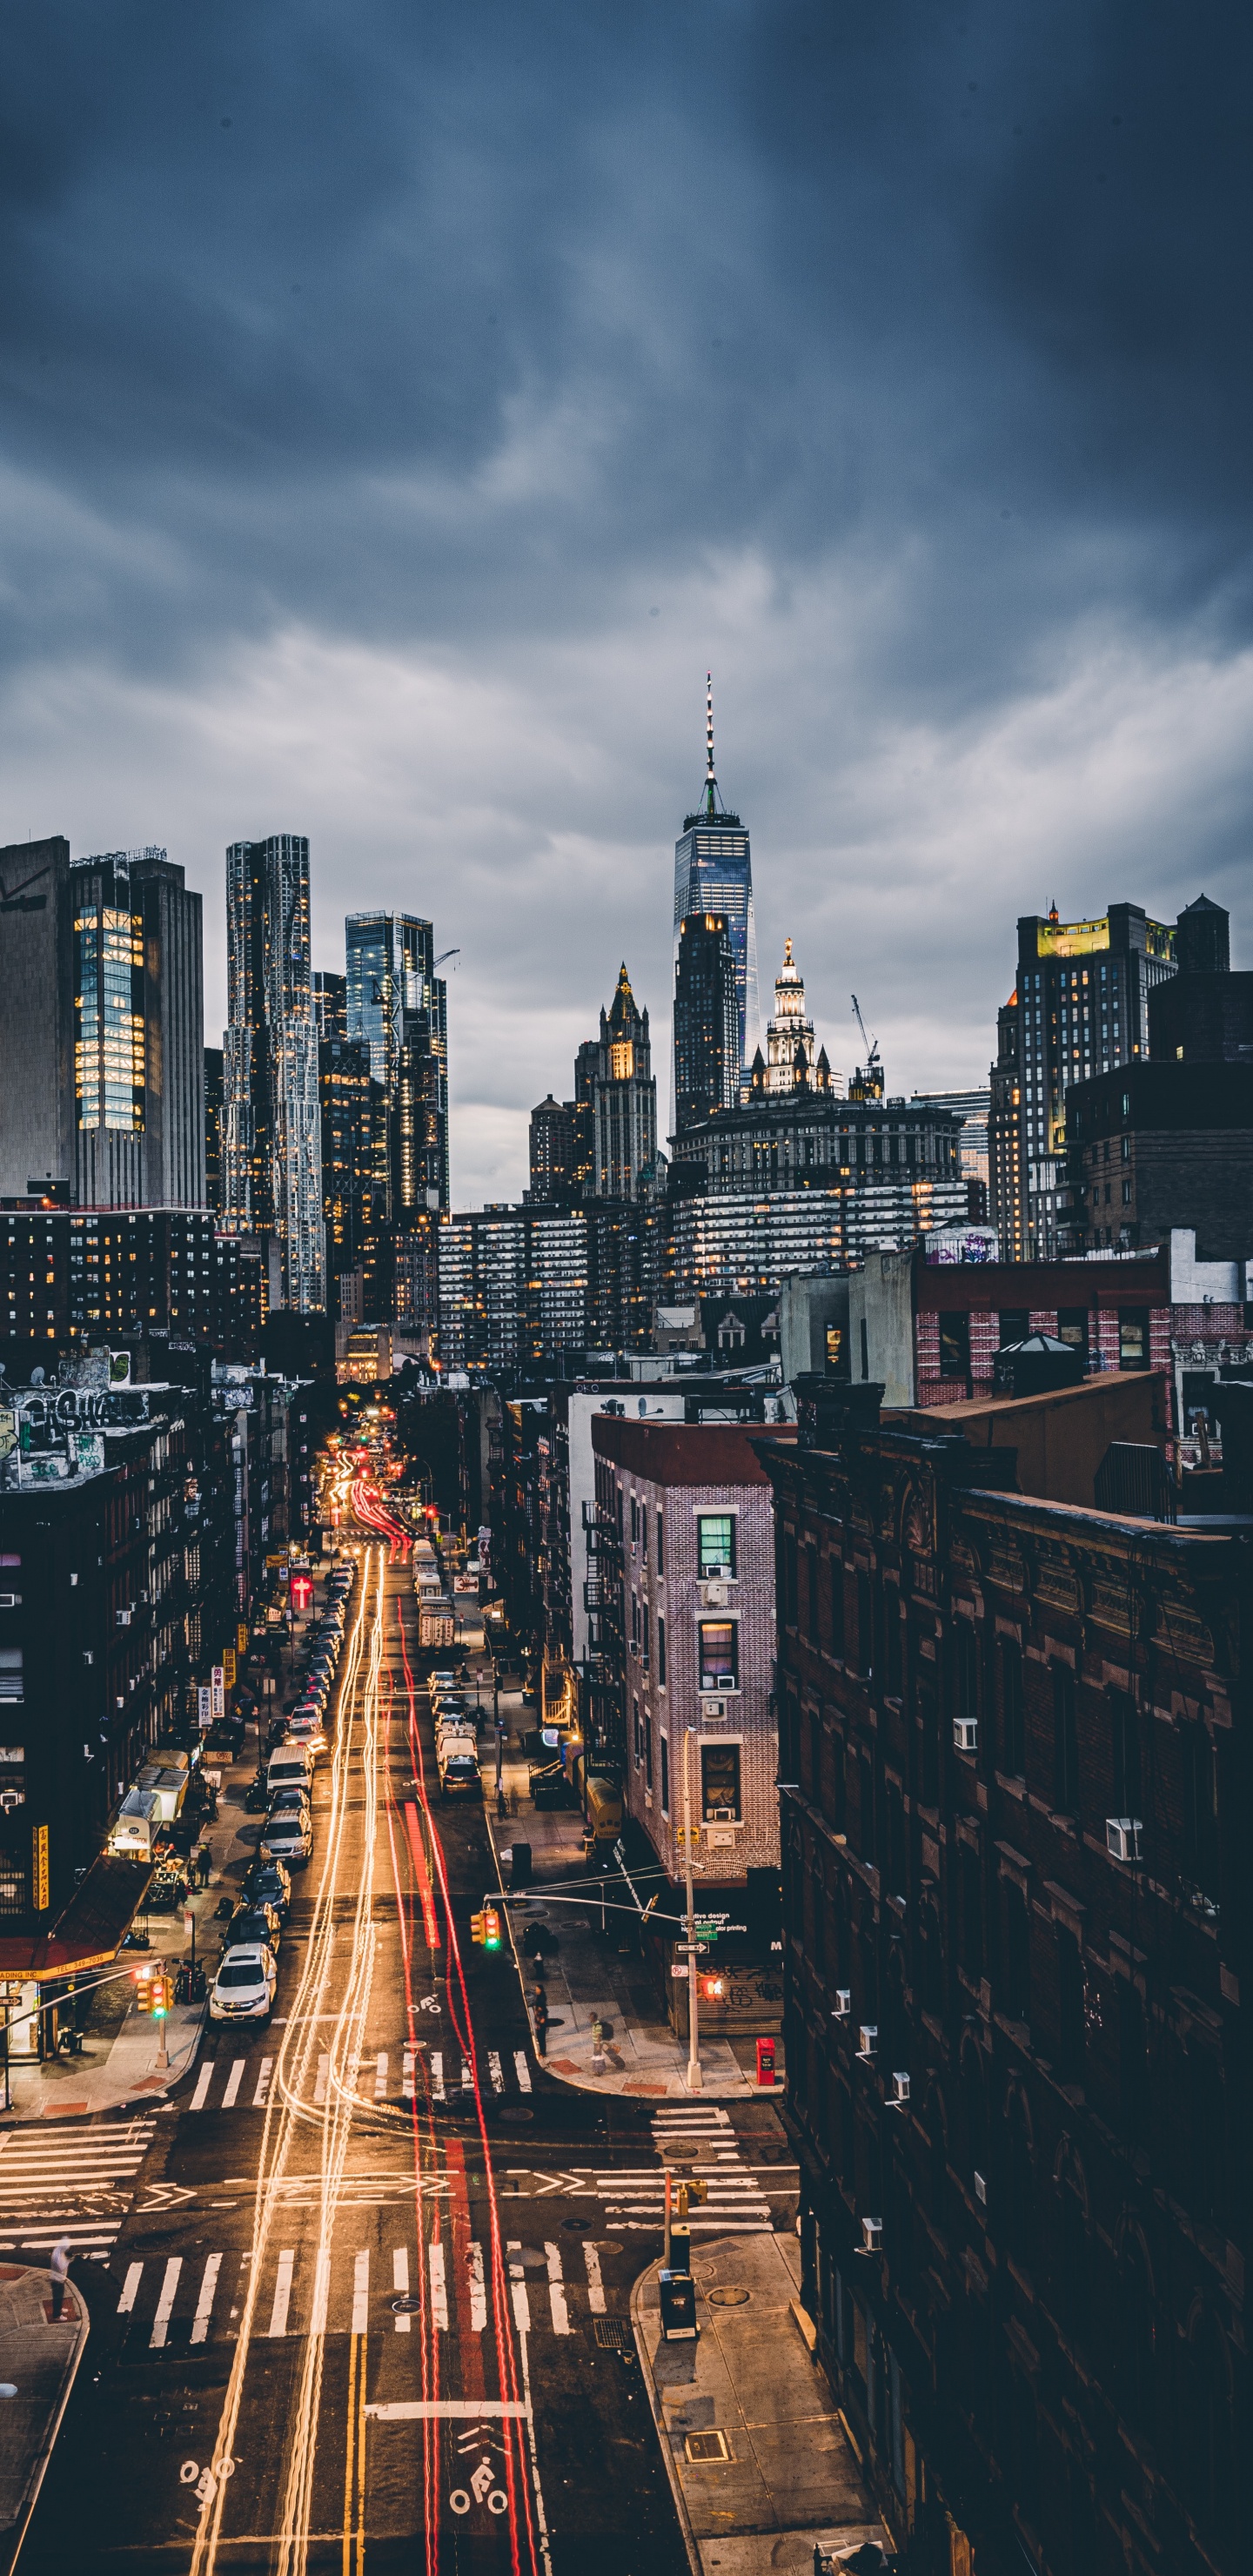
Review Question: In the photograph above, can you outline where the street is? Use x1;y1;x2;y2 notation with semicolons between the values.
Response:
17;1533;794;2574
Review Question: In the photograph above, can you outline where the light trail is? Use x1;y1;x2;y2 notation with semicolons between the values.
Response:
388;1582;548;2576
186;1550;379;2576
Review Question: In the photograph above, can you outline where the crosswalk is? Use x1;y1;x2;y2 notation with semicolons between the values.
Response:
595;2103;772;2233
0;2117;157;2258
188;2044;534;2116
112;2234;610;2347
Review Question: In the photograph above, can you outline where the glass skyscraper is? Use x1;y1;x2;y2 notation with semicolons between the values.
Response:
345;912;449;1218
672;681;759;1123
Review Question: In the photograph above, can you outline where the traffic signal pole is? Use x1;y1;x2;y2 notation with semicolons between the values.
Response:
682;1725;701;2093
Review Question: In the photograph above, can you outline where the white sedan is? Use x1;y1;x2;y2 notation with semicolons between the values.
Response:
210;1944;278;2023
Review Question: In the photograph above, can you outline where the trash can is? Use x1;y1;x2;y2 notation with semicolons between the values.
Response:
509;1842;532;1889
659;2269;698;2341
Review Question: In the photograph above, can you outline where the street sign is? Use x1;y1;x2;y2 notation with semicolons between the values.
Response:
671;1963;689;1981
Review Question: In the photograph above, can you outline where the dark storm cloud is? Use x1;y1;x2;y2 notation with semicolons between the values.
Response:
1;0;1250;1198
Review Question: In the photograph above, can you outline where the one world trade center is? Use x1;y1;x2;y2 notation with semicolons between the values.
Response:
672;679;760;1121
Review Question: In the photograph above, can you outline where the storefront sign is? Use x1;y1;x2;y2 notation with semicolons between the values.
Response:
198;1687;212;1728
31;1823;49;1913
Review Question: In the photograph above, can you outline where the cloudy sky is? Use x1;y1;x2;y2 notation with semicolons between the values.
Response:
3;0;1250;1204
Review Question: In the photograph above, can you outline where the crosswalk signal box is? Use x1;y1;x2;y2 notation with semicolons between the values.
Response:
659;2268;698;2341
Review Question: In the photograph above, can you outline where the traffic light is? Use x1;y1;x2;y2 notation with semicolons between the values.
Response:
482;1905;502;1952
470;1912;486;1945
134;1966;155;2014
151;1974;171;2018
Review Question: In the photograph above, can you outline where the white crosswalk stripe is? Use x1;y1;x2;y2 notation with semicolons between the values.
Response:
182;2045;539;2115
0;2116;157;2257
594;2104;772;2233
111;2237;625;2343
221;2060;245;2109
488;2051;505;2093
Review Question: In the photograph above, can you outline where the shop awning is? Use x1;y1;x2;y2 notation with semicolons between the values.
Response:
0;1854;154;1982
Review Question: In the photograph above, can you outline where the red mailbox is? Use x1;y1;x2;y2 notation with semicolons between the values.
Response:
756;2036;777;2088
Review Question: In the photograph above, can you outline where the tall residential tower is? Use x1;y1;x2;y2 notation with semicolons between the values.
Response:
223;833;325;1311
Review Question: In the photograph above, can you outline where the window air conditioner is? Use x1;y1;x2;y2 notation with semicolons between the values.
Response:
857;2023;878;2060
702;1696;725;1719
702;1582;727;1609
116;1607;131;1628
974;2170;988;2206
953;1716;978;1753
861;2216;882;2256
712;1806;736;1822
832;1989;851;2020
1106;1817;1142;1863
891;2071;910;2105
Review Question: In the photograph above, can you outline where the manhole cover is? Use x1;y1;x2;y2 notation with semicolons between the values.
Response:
593;2318;628;2350
390;2295;423;2314
499;2106;533;2123
707;2287;750;2307
560;2216;592;2231
512;2248;546;2271
598;2240;623;2255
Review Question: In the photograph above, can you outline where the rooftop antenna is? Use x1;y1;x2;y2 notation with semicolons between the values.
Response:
705;673;717;817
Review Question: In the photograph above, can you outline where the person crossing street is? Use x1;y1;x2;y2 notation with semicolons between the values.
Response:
50;2236;70;2323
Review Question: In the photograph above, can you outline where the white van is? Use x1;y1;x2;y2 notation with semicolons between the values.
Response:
267;1748;313;1799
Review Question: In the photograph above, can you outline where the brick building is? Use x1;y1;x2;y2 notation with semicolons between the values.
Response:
591;1416;791;2017
848;1244;1175;1411
759;1385;1250;2576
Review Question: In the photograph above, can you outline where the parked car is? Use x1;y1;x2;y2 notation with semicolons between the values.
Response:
210;1944;278;2023
261;1808;312;1868
287;1716;326;1761
267;1749;312;1798
439;1744;480;1799
224;1901;283;1954
244;1857;292;1915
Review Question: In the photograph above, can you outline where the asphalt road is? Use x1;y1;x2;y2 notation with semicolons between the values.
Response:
19;1530;797;2575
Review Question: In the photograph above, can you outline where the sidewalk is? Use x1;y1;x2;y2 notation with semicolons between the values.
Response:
482;1707;774;2100
0;2261;90;2575
632;2232;888;2576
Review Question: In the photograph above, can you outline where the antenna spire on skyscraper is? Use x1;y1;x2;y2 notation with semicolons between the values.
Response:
705;673;716;815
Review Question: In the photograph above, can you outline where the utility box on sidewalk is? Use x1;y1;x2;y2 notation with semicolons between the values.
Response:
659;2269;698;2341
756;2036;777;2086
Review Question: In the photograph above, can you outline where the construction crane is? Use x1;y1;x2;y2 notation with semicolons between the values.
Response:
850;992;881;1080
433;948;459;972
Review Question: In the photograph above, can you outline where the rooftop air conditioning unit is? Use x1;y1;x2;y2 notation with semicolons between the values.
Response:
861;2217;883;2256
891;2071;910;2106
832;1989;851;2020
954;1716;978;1754
1106;1817;1142;1863
857;2023;878;2061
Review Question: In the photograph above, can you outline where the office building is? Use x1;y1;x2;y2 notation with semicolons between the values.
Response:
988;901;1177;1261
575;964;657;1201
668;1087;968;1290
753;938;839;1097
312;970;346;1040
911;1087;990;1219
760;1386;1249;2576
318;1035;382;1309
673;911;742;1136
0;835;75;1203
672;682;759;1100
72;849;205;1211
1061;899;1253;1257
344;912;449;1250
223;834;325;1311
527;1096;577;1204
0;838;204;1213
204;1047;224;1214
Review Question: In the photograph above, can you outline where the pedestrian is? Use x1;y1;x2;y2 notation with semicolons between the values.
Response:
196;1844;212;1892
50;2236;70;2323
531;1984;548;2058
